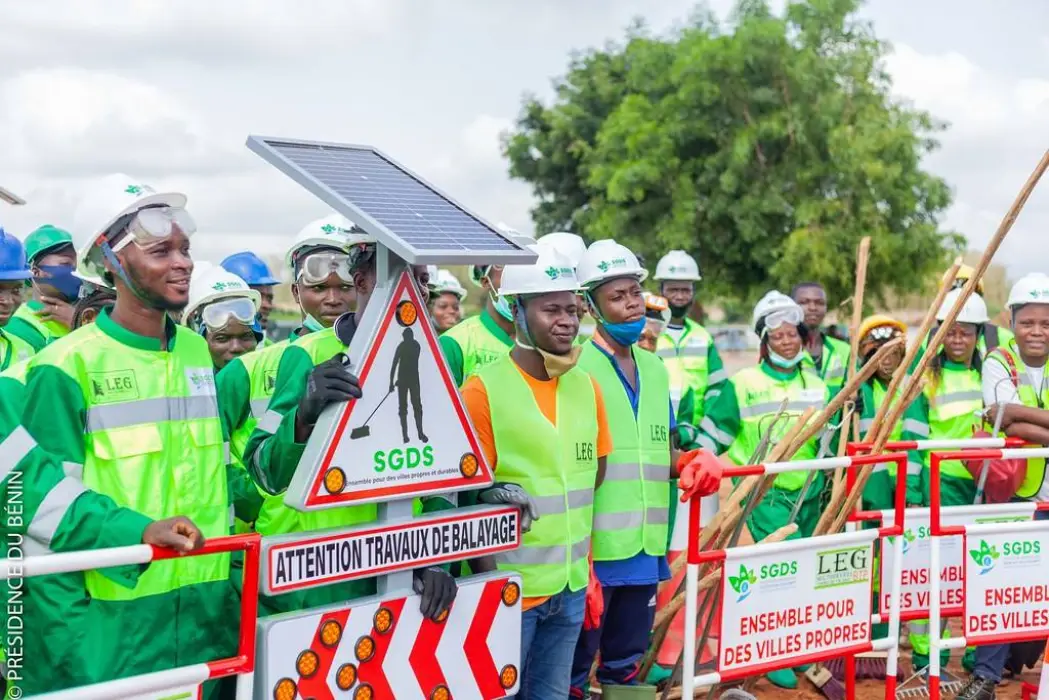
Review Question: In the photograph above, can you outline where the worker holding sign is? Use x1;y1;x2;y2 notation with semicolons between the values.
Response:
241;239;464;619
460;244;608;700
14;175;261;698
568;240;721;698
217;216;366;538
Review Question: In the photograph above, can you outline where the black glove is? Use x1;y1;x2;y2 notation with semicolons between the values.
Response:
413;566;457;621
298;354;362;426
477;482;540;533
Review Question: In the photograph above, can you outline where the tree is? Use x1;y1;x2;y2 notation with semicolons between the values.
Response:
503;0;964;306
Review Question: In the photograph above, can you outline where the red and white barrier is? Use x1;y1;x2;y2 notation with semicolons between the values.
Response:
681;452;910;700
256;572;522;699
0;534;260;700
927;448;1049;700
845;439;1033;627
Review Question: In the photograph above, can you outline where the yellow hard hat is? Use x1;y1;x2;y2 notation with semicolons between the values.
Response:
858;315;906;357
944;264;985;296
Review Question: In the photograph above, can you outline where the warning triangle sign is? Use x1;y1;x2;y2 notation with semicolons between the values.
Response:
289;268;493;509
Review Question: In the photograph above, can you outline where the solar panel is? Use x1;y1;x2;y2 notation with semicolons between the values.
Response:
246;136;537;265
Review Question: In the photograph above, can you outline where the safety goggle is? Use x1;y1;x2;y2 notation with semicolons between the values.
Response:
119;206;197;249
201;297;257;330
297;251;353;286
763;306;804;333
867;325;901;342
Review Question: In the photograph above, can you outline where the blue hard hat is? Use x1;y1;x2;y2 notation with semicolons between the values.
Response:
220;251;279;286
0;229;32;281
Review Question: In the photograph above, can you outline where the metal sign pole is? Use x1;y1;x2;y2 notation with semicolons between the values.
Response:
375;242;416;595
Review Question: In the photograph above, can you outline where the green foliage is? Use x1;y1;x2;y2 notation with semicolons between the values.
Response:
503;0;963;307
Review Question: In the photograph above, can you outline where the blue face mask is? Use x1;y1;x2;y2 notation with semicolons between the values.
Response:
602;317;647;346
492;293;514;321
34;265;83;302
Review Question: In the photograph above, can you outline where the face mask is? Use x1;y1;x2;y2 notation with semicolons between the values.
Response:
302;313;326;332
669;302;691;318
768;349;803;369
601;317;646;346
513;302;582;378
34;265;83;302
516;340;583;378
491;292;514;321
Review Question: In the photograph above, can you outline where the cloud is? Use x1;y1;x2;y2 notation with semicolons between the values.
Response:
0;1;401;70
0;68;245;178
883;43;1049;274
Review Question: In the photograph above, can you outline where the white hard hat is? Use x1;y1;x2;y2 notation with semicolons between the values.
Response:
1007;273;1049;310
576;239;648;289
654;250;701;282
752;290;803;333
183;262;261;327
71;173;188;285
430;268;467;300
498;244;580;296
285;214;372;269
536;232;588;269
937;289;988;325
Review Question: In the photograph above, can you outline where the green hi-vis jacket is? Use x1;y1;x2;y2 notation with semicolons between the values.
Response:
701;361;830;491
0;327;35;372
986;341;1048;500
478;356;599;597
217;338;292;534
911;362;983;488
579;342;671;561
655;318;728;426
0;376;109;695
242;323;450;614
4;300;68;353
438;307;513;387
14;309;261;696
804;333;851;393
857;378;926;508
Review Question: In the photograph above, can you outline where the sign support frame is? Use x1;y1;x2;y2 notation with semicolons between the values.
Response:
374;244;419;594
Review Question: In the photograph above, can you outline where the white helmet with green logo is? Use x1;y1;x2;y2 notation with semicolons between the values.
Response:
285;214;372;269
536;231;587;269
576;239;647;289
71;173;188;287
498;244;579;296
654;250;701;282
1007;273;1049;310
183;262;261;326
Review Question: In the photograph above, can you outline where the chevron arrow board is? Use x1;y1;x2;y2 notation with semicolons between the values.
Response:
256;572;522;699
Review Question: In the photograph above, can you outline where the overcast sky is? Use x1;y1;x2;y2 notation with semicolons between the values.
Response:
2;0;1048;281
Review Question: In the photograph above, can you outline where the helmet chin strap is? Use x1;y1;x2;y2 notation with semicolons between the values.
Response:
100;240;162;309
